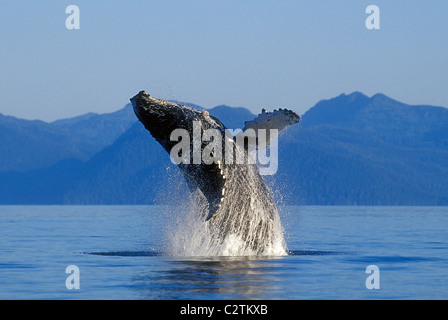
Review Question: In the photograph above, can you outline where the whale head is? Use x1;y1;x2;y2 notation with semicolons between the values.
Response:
130;90;225;154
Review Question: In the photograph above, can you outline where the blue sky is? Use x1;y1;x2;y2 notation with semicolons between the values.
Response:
1;0;447;121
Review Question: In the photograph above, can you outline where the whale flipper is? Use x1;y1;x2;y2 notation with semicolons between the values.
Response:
236;108;300;150
181;162;226;221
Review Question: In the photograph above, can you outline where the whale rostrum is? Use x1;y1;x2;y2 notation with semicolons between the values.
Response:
130;90;300;255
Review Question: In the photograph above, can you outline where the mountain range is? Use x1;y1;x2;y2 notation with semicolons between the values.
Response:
1;92;447;205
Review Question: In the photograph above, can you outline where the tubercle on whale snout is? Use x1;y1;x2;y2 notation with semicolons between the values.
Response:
131;91;205;123
131;91;170;113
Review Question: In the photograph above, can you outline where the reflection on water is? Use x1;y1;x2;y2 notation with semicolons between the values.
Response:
132;256;285;300
87;250;341;300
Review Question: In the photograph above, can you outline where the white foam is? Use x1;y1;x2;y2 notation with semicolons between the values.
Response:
163;195;287;257
158;164;288;257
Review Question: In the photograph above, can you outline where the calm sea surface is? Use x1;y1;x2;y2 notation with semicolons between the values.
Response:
0;205;447;299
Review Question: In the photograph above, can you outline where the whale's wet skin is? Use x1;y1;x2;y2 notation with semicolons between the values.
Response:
130;91;300;256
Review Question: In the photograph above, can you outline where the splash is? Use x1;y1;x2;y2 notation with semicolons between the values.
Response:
131;91;300;257
160;167;288;257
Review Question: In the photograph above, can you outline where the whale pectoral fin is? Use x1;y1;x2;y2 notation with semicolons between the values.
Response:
196;163;226;221
235;108;300;150
178;162;226;221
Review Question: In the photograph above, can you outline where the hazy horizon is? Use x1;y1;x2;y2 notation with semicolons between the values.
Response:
3;90;445;124
1;1;448;122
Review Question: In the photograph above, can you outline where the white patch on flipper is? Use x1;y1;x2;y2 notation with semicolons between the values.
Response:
236;108;300;150
243;108;300;132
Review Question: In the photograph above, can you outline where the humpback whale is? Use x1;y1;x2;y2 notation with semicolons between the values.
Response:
131;91;300;255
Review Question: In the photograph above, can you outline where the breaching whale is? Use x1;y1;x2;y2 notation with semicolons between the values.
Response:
131;91;300;255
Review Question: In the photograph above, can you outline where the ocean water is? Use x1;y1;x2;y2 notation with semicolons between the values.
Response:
0;205;447;300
